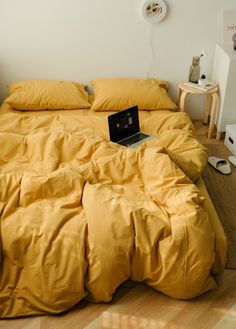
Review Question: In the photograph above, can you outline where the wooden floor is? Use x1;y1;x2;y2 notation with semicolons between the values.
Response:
202;143;236;269
1;121;236;329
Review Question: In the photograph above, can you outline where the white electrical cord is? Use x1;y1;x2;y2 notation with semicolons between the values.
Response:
147;23;155;79
143;1;168;79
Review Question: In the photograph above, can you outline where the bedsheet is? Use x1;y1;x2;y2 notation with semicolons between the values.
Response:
0;103;227;318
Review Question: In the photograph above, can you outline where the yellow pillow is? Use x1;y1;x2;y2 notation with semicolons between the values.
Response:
5;80;91;110
90;78;177;111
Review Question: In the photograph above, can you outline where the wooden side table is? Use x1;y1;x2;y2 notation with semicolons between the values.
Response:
178;82;220;139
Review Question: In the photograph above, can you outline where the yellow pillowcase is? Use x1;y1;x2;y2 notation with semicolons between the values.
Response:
5;80;91;110
90;78;177;111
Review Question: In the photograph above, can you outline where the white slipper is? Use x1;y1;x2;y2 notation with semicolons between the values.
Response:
228;155;236;167
208;156;231;175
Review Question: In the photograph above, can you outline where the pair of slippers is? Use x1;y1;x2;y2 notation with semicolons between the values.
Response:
208;155;236;175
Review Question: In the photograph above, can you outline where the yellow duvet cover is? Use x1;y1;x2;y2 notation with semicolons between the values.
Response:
0;103;227;318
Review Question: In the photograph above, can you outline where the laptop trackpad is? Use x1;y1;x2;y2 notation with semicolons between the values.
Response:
119;133;149;146
128;135;157;148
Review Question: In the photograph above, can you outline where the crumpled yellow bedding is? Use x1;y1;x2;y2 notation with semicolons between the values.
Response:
0;103;227;318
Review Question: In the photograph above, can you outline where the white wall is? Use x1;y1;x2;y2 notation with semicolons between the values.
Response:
1;0;236;118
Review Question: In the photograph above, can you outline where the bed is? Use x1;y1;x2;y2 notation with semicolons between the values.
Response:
0;78;227;318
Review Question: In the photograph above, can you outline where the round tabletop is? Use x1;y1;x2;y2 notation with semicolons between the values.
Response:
179;81;218;95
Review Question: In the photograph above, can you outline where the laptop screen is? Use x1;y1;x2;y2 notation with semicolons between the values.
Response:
108;106;140;142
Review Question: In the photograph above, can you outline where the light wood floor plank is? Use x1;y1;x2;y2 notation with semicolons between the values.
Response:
0;317;41;329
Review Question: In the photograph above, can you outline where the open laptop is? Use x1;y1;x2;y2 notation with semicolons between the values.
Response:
108;106;154;147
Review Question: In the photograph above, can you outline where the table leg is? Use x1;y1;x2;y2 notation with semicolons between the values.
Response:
208;92;219;139
203;94;212;124
178;90;188;112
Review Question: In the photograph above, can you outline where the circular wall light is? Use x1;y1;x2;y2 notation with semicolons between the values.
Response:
142;0;167;24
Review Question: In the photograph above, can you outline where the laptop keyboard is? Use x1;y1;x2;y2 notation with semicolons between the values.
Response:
119;133;149;146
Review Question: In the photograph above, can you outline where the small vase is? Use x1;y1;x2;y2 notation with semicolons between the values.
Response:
189;56;200;83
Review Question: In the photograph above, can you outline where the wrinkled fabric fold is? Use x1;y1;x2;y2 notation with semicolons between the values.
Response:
0;105;227;318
